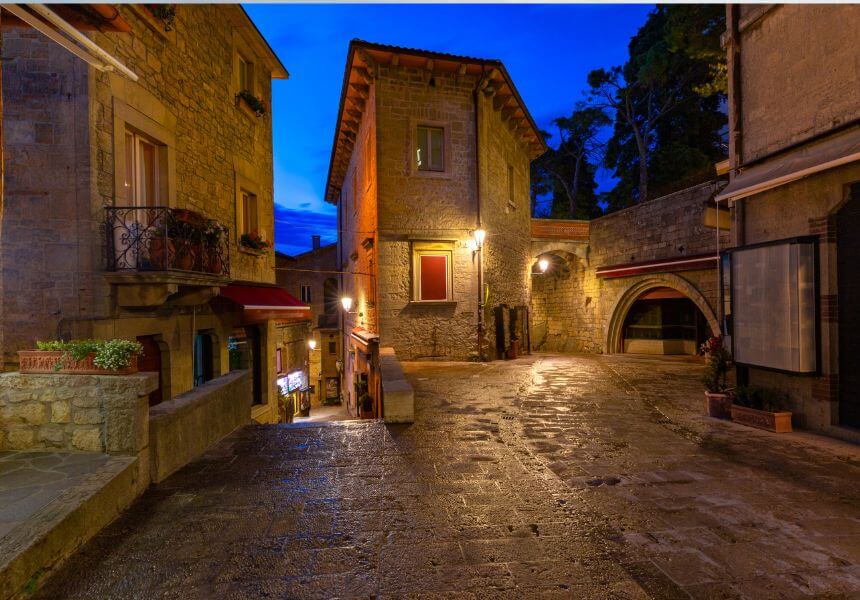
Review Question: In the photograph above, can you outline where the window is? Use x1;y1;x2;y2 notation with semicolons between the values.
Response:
239;189;258;235
238;53;254;94
412;242;454;302
730;238;817;373
352;168;358;216
301;285;312;303
328;340;337;355
508;165;515;207
416;125;444;172
193;332;214;387
124;129;165;207
276;348;283;374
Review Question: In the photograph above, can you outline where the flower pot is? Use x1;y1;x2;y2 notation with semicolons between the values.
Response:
705;391;732;419
147;236;174;270
730;404;793;433
18;351;138;375
506;339;521;360
174;247;195;271
205;254;223;275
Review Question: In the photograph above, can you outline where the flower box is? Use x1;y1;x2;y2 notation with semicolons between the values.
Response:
18;350;138;375
730;404;793;433
705;391;732;419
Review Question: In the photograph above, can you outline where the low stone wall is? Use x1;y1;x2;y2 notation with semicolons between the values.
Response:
148;369;251;483
379;347;414;424
0;372;157;452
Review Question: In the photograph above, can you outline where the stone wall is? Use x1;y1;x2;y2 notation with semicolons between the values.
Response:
0;372;157;452
737;5;860;163
148;369;251;482
1;6;283;414
531;181;727;353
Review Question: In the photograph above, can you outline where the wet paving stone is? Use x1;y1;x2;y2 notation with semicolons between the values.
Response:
33;354;860;599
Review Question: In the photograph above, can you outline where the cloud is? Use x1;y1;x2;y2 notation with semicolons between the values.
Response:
274;203;337;257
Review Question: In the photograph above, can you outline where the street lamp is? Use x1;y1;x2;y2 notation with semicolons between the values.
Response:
538;258;549;273
341;296;353;313
473;228;486;248
307;338;317;351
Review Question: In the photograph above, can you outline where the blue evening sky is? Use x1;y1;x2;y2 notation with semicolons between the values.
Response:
244;3;654;256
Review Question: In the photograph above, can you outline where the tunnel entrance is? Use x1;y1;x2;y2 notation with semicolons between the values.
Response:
621;287;709;355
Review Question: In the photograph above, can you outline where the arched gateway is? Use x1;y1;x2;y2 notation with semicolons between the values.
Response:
604;275;719;355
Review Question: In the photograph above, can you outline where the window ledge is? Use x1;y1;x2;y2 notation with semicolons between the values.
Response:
238;246;268;258
409;300;457;306
412;169;451;180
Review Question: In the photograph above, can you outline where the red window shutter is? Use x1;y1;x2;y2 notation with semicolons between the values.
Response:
419;255;448;300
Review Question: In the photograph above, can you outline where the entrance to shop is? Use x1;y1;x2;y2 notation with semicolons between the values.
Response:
621;288;709;355
837;188;860;427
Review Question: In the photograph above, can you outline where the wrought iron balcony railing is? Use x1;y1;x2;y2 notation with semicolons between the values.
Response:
106;206;230;277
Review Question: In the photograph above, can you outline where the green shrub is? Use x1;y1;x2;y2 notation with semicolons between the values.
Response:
733;385;787;412
36;339;143;371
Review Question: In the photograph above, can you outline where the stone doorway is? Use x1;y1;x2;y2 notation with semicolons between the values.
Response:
620;288;709;355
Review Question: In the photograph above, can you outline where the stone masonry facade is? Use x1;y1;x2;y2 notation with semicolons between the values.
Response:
531;181;728;353
1;6;287;421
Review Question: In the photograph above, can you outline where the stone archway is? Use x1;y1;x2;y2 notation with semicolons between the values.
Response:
604;274;719;354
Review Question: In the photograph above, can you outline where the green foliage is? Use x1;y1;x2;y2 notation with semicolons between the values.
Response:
586;5;727;208
733;385;787;413
700;336;731;392
237;90;266;117
36;339;143;371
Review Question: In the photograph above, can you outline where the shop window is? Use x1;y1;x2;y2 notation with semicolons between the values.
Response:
730;238;817;373
412;242;453;302
416;125;444;172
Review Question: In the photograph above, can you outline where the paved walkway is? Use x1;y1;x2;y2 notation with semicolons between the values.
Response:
293;402;355;424
34;354;860;599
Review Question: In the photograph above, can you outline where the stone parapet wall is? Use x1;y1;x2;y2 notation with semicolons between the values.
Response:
532;181;726;354
0;372;157;452
148;369;251;483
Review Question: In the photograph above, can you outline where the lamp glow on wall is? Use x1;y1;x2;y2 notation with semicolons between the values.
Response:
538;258;549;273
307;338;317;351
341;296;353;313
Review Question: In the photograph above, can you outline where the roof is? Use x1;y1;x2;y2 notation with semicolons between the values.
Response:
232;7;289;79
324;39;548;203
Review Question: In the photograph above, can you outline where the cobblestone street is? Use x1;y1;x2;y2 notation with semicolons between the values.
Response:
35;355;860;599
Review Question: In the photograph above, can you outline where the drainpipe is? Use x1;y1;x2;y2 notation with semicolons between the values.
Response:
473;69;486;360
726;4;745;247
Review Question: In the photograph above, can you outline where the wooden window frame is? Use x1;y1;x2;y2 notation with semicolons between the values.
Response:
410;119;451;179
411;241;455;303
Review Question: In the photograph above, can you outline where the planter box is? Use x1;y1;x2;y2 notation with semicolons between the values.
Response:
705;391;732;419
730;404;793;433
18;351;138;375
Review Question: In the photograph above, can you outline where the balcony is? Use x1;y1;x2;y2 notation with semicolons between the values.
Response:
105;206;230;307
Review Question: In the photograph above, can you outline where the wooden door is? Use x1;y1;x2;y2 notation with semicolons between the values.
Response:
137;335;163;406
838;187;860;426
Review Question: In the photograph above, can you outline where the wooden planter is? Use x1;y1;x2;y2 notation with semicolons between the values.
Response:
705;391;732;419
731;404;793;433
18;351;138;375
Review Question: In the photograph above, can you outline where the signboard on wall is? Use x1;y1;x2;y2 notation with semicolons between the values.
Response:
730;238;817;373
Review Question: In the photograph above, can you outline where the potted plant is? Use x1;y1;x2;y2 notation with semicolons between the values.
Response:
144;4;176;31
19;339;144;375
701;336;733;419
202;219;227;274
168;214;201;271
236;90;266;118
239;231;271;256
731;385;793;433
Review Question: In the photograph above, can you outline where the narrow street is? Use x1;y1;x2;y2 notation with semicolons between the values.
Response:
35;355;860;599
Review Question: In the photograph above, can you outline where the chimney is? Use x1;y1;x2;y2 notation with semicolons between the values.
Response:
312;235;321;250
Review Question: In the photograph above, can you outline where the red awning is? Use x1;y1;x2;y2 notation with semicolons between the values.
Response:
596;254;718;279
220;284;310;323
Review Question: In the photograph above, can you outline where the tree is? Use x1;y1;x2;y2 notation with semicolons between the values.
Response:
588;5;727;208
530;130;553;217
541;105;609;219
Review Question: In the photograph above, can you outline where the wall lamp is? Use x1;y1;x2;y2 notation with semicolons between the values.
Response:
538;258;549;273
340;296;363;316
307;338;317;351
473;228;486;248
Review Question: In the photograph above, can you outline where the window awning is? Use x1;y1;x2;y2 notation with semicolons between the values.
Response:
716;127;860;203
220;284;310;323
596;254;718;279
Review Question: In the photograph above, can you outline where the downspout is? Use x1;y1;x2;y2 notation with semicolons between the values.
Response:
727;3;744;247
473;69;485;360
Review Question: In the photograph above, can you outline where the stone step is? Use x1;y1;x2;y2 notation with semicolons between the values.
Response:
0;452;139;600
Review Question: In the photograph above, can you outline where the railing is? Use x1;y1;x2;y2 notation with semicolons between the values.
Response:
105;206;230;276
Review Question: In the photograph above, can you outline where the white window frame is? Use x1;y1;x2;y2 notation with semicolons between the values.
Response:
410;119;451;178
301;285;312;304
416;125;445;172
411;241;455;303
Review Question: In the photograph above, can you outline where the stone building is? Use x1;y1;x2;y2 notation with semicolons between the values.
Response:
276;236;342;409
531;180;728;356
718;5;860;441
0;5;308;425
325;40;546;418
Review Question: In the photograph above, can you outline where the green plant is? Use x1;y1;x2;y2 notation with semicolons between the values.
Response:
36;339;143;371
145;4;176;31
239;231;271;255
237;90;266;117
733;385;787;413
700;336;732;393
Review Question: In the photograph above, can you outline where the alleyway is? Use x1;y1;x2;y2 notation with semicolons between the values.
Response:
35;355;860;599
